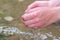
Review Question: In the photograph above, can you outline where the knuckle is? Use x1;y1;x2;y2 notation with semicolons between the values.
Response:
22;15;25;19
22;14;27;18
22;14;27;20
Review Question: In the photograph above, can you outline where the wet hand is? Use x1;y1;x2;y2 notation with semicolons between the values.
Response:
22;7;58;28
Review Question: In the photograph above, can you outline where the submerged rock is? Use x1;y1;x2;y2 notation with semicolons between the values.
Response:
4;16;14;22
0;26;33;36
40;34;48;40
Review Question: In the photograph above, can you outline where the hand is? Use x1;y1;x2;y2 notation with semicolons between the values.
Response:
25;0;60;12
22;7;59;28
22;0;60;28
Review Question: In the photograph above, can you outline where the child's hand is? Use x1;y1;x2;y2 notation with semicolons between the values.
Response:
22;0;60;28
22;7;59;28
25;0;60;12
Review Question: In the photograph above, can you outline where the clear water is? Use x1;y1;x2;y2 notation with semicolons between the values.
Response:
0;0;60;40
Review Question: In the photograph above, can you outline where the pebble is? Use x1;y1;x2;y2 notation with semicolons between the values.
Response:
40;34;48;40
0;26;60;40
4;16;14;21
45;33;53;37
0;27;3;33
53;38;59;40
58;37;60;40
18;0;24;2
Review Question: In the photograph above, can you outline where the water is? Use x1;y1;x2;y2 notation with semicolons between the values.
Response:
0;0;60;40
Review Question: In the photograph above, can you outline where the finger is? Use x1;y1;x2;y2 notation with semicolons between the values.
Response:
40;18;57;28
28;22;43;28
22;11;39;21
26;7;49;13
25;1;49;12
49;0;60;7
28;1;49;9
26;7;40;13
24;17;40;25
